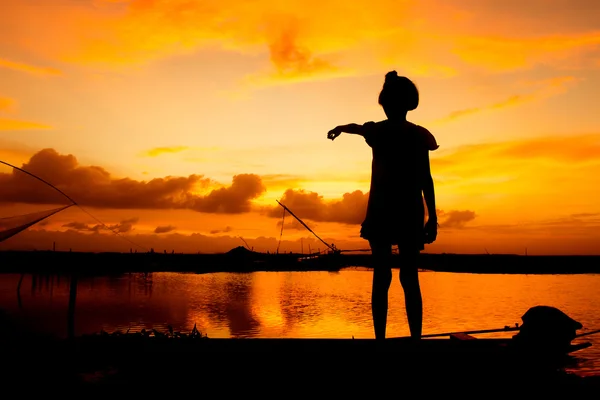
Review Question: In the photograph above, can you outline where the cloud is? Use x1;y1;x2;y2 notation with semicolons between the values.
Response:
0;97;51;131
4;216;600;255
142;146;189;157
434;76;578;124
0;119;52;131
267;19;338;78
0;58;62;76
62;217;138;233
571;213;600;218
0;148;266;213
63;221;95;231
436;95;526;123
276;219;309;231
210;226;233;235
244;16;351;85
427;133;600;223
154;225;176;234
4;1;600;85
431;133;600;178
0;226;365;254
438;210;477;229
493;134;600;163
112;217;138;232
74;1;404;64
265;189;369;225
264;188;477;231
198;174;266;213
260;174;305;190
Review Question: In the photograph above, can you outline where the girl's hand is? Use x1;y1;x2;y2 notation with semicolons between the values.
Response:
423;219;438;244
327;127;342;140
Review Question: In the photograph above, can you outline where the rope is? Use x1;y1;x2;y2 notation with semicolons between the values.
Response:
77;205;149;252
0;159;148;252
0;205;73;243
276;200;335;252
1;160;78;205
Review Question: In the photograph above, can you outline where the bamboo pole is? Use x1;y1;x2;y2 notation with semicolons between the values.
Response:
575;329;600;338
390;325;520;339
276;200;336;252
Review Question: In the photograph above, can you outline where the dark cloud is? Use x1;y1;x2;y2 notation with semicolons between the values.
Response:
154;225;176;234
62;217;139;233
111;217;138;233
194;174;265;213
63;221;95;232
0;149;265;213
571;213;600;218
265;189;476;231
265;189;368;225
210;226;233;235
276;219;312;231
0;228;368;255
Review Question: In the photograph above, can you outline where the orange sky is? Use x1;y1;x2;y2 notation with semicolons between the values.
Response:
1;0;599;255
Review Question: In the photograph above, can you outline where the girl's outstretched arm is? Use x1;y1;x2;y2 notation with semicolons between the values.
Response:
327;123;367;140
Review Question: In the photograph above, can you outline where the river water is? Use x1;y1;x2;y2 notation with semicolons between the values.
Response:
0;268;598;376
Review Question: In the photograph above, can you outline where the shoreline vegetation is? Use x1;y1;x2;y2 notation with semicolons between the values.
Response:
1;246;600;275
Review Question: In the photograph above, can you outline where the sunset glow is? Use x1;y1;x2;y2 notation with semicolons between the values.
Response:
1;0;599;255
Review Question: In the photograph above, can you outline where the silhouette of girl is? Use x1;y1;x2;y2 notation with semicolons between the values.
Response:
327;71;439;339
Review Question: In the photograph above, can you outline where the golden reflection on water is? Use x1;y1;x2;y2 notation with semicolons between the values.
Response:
0;269;598;374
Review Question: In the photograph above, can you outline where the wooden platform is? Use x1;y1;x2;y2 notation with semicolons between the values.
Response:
60;334;591;358
2;334;594;392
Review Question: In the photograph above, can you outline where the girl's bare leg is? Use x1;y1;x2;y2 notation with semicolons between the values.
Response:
399;250;422;339
370;241;393;339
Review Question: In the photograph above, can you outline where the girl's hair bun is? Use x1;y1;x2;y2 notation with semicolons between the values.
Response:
379;70;419;111
385;70;398;83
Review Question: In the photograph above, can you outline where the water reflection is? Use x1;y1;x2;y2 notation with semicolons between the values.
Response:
202;274;260;337
279;273;324;330
0;270;598;375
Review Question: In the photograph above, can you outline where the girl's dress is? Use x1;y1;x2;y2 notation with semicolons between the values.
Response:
359;119;438;250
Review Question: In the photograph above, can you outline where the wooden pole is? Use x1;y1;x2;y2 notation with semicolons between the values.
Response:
576;329;600;338
390;325;520;340
276;200;335;252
